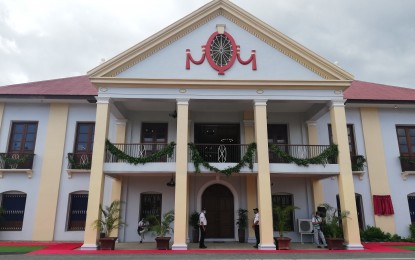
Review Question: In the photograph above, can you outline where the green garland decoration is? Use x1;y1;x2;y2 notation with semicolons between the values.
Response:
0;154;28;167
105;140;176;165
188;143;257;176
269;144;339;167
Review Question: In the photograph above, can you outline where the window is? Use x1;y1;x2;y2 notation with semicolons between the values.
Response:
67;193;88;231
272;194;294;231
8;122;38;154
140;193;162;224
396;126;415;156
0;192;27;231
74;123;95;153
6;122;38;169
70;123;95;169
328;124;356;156
408;193;415;224
396;126;415;171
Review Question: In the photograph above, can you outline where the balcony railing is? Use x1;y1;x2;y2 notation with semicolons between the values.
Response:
106;143;176;163
189;144;253;163
68;153;92;170
0;153;35;169
269;144;337;164
399;156;415;172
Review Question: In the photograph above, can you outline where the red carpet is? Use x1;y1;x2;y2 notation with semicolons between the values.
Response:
0;241;412;254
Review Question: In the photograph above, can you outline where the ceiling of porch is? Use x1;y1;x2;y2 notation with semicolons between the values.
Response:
114;99;327;114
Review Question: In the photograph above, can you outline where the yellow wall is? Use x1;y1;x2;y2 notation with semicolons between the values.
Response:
32;103;69;240
360;107;396;234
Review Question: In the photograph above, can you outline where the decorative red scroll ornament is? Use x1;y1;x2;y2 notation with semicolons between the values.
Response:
186;29;256;75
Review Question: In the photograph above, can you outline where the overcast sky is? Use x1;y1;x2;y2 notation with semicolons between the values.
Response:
1;0;414;88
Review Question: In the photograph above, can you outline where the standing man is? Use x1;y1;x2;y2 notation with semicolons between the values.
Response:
137;218;148;243
252;208;260;248
312;211;327;248
199;208;207;249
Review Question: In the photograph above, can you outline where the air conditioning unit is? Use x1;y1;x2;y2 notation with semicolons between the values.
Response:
298;219;313;243
298;219;313;233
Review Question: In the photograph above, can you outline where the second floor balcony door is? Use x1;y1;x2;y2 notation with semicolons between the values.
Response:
141;123;168;162
73;123;95;168
194;124;240;163
7;122;38;169
268;124;288;163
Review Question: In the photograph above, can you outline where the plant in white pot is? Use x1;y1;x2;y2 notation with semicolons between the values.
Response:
148;210;174;250
92;200;126;250
273;205;299;250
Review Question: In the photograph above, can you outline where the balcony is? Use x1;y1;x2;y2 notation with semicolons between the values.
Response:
268;144;337;164
105;143;176;163
68;153;92;170
0;153;35;178
189;144;253;163
399;156;415;180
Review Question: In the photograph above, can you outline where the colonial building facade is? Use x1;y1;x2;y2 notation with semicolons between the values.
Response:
0;0;413;251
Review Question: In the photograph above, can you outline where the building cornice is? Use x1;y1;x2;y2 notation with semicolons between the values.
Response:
91;77;352;91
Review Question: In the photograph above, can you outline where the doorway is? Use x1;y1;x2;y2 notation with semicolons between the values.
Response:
201;184;234;238
194;124;240;162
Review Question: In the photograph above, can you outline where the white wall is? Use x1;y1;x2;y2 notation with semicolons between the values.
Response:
0;103;50;240
54;104;96;241
379;108;415;237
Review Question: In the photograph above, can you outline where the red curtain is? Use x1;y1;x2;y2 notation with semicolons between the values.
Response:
373;195;394;215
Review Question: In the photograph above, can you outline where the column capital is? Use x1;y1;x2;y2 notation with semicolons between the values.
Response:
116;119;128;125
176;98;189;105
329;100;346;109
253;99;268;106
306;121;317;128
96;97;111;104
243;120;254;127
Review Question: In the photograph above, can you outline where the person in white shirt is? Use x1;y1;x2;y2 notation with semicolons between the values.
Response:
199;208;207;249
252;208;260;248
312;211;327;248
137;218;148;243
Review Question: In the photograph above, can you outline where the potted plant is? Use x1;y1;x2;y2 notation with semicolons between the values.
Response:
148;210;174;250
320;203;349;250
273;205;299;250
92;200;126;250
236;208;248;243
189;211;200;243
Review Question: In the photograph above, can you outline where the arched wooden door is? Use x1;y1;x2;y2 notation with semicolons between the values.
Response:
202;184;234;238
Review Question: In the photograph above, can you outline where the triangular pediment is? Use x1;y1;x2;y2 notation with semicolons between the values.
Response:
88;0;353;81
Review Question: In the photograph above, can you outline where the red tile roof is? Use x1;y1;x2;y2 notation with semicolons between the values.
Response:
344;80;415;102
0;75;97;96
1;76;414;103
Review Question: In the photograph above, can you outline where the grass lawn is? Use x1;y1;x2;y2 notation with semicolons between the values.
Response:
0;246;45;253
393;246;415;251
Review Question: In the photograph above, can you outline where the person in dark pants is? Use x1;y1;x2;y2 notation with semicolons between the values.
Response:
199;208;207;248
252;208;260;248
